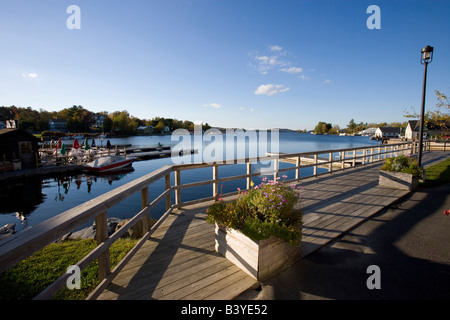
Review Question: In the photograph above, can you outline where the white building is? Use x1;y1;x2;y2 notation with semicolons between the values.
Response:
405;120;421;140
358;127;377;136
375;127;401;138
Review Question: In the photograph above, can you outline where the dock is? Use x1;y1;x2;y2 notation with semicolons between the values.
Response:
94;151;449;300
38;144;197;163
270;153;355;169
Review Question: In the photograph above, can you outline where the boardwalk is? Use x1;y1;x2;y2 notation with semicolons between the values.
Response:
96;151;449;300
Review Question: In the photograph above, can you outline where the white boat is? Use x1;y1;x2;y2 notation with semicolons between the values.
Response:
83;155;135;173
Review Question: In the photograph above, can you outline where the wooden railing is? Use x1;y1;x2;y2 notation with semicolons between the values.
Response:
0;141;419;299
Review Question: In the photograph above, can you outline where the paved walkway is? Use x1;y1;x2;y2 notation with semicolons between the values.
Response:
237;151;450;300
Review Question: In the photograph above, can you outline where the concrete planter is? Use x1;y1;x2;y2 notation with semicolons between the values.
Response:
379;170;419;191
214;224;301;281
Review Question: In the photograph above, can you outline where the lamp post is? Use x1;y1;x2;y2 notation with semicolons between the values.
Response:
417;45;433;167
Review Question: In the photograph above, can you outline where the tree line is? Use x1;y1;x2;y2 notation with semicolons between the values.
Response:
312;119;407;135
313;90;449;135
0;105;211;135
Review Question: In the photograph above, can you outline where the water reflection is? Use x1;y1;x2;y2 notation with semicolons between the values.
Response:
0;168;135;229
0;178;44;227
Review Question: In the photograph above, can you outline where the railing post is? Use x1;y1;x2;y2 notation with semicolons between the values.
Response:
213;164;219;196
165;173;171;211
175;169;181;205
352;149;356;167
95;211;111;281
273;158;279;181
362;149;366;165
313;154;318;176
141;187;150;234
295;156;300;180
328;152;333;173
246;162;252;189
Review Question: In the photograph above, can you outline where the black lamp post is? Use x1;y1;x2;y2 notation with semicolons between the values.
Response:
417;45;433;167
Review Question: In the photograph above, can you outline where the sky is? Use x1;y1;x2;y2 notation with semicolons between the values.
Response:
1;0;449;130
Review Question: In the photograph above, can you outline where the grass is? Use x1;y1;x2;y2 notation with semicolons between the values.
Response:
0;238;137;300
420;158;450;188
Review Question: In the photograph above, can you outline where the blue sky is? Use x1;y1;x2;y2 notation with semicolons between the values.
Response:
1;0;449;130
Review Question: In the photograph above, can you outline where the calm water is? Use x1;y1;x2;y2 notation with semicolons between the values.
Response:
0;132;380;234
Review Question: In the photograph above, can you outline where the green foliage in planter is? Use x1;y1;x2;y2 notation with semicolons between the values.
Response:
381;155;423;178
206;177;302;246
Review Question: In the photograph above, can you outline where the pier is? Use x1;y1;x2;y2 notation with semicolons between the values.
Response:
0;141;448;300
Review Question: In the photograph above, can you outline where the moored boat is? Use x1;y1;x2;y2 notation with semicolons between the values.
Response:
83;155;135;173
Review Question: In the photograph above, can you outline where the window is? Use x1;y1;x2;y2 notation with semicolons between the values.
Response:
19;141;32;155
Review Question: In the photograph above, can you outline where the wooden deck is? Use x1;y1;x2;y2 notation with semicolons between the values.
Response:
96;152;449;300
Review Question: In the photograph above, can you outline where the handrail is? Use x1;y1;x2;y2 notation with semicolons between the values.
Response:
0;141;419;299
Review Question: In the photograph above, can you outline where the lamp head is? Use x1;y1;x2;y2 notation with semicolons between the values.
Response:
421;45;434;64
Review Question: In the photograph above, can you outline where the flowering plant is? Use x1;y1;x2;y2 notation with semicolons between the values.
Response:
206;176;302;246
381;155;423;178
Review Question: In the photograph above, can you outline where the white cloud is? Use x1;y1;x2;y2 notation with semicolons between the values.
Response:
280;66;303;74
203;103;222;109
22;72;38;78
254;55;285;74
322;79;332;84
250;45;298;75
254;84;290;96
270;45;283;52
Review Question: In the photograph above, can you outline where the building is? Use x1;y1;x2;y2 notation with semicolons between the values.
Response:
358;127;377;136
405;119;449;140
375;127;401;139
137;125;154;135
95;115;105;129
405;120;421;140
0;128;39;170
49;119;67;132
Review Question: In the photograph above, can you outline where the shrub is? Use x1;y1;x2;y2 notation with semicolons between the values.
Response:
381;155;423;178
206;176;302;246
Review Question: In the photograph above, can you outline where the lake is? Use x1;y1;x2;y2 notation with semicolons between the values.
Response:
0;131;381;234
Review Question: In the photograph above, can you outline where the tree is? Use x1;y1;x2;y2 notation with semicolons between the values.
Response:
348;119;356;131
404;90;450;130
313;121;332;134
57;105;94;133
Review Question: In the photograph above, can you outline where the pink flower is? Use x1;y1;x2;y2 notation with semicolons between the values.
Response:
444;209;450;216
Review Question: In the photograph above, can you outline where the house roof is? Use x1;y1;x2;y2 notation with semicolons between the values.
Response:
377;126;401;133
0;128;38;140
407;120;420;131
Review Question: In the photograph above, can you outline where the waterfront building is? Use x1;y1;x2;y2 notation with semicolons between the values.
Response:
405;120;421;140
0;128;39;170
375;126;401;139
49;119;67;132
